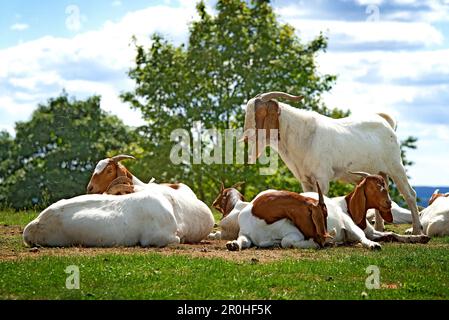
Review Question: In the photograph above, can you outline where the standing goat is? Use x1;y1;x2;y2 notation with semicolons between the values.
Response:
23;155;214;247
332;172;430;243
242;91;423;235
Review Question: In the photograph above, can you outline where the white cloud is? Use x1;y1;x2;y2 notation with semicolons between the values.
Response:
112;0;122;7
0;3;199;133
10;23;29;31
285;18;443;48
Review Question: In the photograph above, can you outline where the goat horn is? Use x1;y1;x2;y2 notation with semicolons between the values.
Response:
231;181;245;189
433;189;440;195
348;171;371;178
444;192;449;196
316;182;325;206
111;155;135;163
258;92;303;103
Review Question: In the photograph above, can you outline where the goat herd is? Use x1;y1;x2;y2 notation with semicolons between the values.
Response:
23;92;449;251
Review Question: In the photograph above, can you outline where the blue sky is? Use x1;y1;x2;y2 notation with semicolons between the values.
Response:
0;0;448;186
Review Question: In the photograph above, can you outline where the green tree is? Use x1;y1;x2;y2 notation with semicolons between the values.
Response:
0;93;135;210
122;0;348;204
0;131;14;205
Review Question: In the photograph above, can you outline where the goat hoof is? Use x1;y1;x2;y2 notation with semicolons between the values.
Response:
370;243;382;251
226;241;239;251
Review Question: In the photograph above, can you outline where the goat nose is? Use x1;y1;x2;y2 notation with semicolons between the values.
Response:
87;185;94;193
386;199;392;207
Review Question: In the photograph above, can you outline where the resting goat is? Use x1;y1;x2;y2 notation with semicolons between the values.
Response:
332;172;430;244
226;184;332;251
86;155;185;195
209;182;246;240
405;189;449;237
213;184;382;251
23;156;214;247
242;91;423;235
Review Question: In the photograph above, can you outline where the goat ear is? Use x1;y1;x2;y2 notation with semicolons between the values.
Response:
348;184;367;229
116;163;132;179
254;100;267;130
264;100;281;140
379;208;393;223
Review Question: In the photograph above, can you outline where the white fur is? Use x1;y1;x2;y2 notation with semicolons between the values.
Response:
93;159;110;175
406;197;449;237
23;179;214;247
243;97;422;234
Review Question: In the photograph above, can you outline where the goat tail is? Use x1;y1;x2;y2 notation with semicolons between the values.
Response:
377;113;397;131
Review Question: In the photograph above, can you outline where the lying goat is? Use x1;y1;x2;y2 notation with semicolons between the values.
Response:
332;172;430;243
87;155;137;195
23;155;214;247
86;155;186;195
226;184;332;251
405;189;449;237
209;182;247;240
242;91;422;235
215;184;382;251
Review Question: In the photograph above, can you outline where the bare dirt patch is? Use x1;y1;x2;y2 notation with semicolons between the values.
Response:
1;239;327;263
0;222;332;263
0;224;444;264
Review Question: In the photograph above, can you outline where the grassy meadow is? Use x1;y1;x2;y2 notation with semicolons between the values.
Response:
1;210;448;300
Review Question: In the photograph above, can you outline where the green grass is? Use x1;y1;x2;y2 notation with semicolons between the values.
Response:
0;209;38;226
1;210;449;300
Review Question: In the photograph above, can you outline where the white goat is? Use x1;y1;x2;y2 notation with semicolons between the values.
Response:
405;190;449;237
23;158;214;247
242;91;422;235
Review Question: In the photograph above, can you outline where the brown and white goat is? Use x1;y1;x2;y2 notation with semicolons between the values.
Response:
333;172;430;244
250;184;331;248
225;183;333;251
87;155;136;195
243;91;423;235
208;182;247;240
86;155;182;195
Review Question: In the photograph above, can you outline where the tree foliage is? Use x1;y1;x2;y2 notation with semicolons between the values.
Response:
0;0;420;211
122;0;349;204
0;93;135;209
